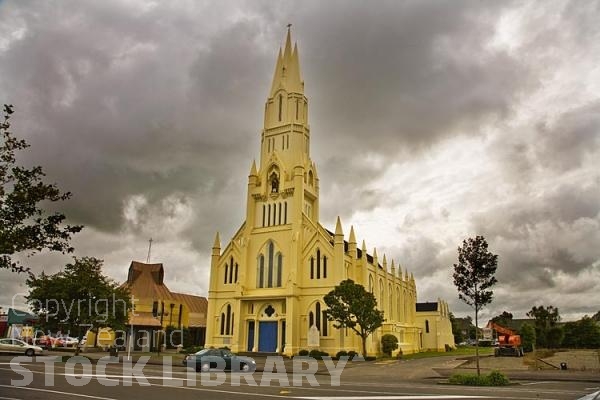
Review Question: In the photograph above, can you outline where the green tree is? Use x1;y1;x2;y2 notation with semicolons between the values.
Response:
546;326;564;349
1;105;82;274
491;311;513;326
26;257;131;354
452;235;498;376
324;279;385;358
526;305;560;348
449;312;464;344
562;317;600;348
381;334;399;357
519;323;536;352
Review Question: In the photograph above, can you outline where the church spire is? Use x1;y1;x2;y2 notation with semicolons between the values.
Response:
269;25;303;96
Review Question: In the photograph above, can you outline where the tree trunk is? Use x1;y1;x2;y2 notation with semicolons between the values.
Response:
475;306;480;376
361;335;367;358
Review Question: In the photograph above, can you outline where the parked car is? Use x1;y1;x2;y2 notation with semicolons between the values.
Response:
34;335;59;349
183;348;256;372
0;338;45;356
56;336;79;347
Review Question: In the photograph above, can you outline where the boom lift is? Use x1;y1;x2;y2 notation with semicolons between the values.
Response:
487;321;524;357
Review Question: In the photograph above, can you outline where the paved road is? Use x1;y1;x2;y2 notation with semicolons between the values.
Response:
0;356;598;400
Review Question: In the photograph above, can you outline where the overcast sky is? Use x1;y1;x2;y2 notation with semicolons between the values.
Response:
1;0;598;324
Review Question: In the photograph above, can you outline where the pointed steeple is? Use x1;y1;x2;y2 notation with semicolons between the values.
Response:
335;216;343;236
349;226;356;244
250;160;257;176
269;48;283;95
361;240;367;259
382;254;388;271
269;26;303;96
212;232;221;250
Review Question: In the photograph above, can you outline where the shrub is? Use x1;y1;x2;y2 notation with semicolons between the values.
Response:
347;350;358;360
364;356;376;361
335;350;348;359
298;349;309;356
487;371;510;386
381;334;399;356
448;371;510;386
182;345;203;354
307;350;329;360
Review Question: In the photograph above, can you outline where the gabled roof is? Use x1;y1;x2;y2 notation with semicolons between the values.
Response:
324;228;383;269
7;308;38;324
123;261;173;301
416;302;438;312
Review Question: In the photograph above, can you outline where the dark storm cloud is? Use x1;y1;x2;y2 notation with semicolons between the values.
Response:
471;181;600;291
535;101;600;171
1;1;599;319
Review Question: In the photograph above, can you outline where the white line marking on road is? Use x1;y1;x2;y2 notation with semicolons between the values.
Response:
0;384;118;400
0;396;23;400
519;381;553;385
295;397;488;400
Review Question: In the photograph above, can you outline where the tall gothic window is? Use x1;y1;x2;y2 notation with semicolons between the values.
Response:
308;301;328;336
310;250;328;279
220;304;233;336
278;94;283;121
257;255;265;288
257;241;282;288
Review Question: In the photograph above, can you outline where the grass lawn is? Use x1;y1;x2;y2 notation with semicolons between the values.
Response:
401;346;494;360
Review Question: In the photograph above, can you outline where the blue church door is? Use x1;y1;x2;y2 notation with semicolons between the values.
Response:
258;321;278;352
247;321;255;352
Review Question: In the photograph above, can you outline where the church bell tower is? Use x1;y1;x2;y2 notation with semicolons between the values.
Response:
247;27;319;229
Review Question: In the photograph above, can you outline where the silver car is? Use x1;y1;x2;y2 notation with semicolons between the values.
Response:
0;338;45;356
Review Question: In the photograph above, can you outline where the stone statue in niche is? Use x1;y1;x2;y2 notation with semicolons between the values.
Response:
270;172;279;193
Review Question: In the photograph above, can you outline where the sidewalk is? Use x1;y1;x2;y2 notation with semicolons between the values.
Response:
433;366;600;383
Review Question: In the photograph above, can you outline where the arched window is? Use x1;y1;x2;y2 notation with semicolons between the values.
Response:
267;242;274;287
284;202;288;224
257;241;282;288
257;255;265;288
234;263;238;283
425;320;430;334
395;287;401;320
309;301;328;336
379;279;384;304
369;275;374;293
278;94;283;121
220;313;225;335
316;249;321;279
229;257;234;283
224;264;228;284
277;253;283;287
226;304;231;335
316;302;321;330
278;203;282;225
323;256;327;279
310;257;314;279
389;283;393;315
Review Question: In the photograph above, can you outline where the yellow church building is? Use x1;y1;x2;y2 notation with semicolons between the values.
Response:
205;29;454;356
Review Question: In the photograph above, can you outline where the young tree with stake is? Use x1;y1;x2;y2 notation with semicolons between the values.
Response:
452;235;498;376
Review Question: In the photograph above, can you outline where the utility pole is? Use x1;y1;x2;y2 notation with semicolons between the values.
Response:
146;238;153;263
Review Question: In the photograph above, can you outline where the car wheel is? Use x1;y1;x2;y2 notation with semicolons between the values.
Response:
200;362;210;373
25;348;35;357
240;363;250;372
